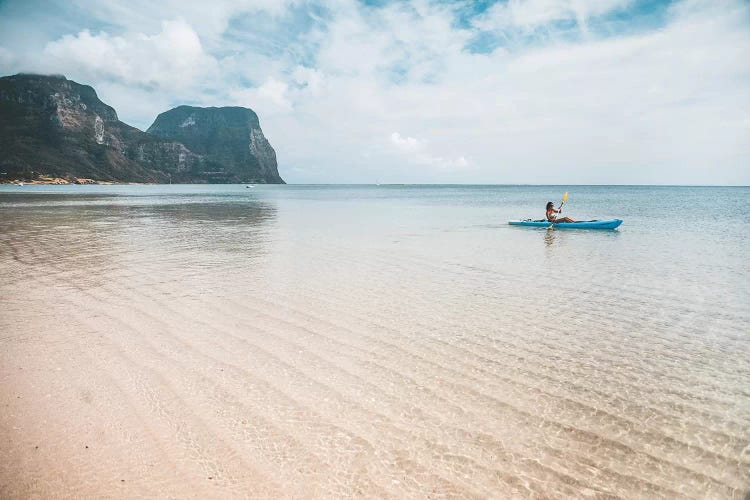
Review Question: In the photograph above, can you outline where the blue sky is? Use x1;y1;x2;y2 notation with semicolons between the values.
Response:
1;0;749;184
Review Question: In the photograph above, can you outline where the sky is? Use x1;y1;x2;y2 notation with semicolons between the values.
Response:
0;0;749;184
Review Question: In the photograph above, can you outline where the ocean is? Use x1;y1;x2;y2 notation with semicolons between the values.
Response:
1;184;748;498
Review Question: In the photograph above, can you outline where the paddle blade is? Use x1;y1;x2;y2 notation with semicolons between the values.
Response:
562;191;569;203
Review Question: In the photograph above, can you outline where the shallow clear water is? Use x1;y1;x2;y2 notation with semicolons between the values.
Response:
1;184;748;498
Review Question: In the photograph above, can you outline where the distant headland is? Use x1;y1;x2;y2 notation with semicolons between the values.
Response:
0;74;284;184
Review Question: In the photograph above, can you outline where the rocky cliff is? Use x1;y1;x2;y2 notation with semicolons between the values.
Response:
0;74;284;184
147;106;283;184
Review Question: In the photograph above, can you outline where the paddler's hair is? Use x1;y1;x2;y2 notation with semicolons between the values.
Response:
546;201;554;210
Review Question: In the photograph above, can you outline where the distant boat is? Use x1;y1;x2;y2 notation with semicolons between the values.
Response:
17;182;23;186
246;185;255;188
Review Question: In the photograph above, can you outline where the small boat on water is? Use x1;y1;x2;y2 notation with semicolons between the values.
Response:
509;219;623;229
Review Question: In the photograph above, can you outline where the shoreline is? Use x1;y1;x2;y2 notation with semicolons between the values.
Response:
0;177;154;185
0;177;277;186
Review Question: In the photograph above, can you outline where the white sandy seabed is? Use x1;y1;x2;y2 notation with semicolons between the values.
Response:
1;187;748;498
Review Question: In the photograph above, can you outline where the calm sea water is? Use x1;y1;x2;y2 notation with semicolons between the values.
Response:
1;184;749;497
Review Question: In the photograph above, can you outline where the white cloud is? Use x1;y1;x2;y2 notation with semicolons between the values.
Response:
293;66;325;96
390;132;422;152
257;77;292;110
65;0;300;49
42;19;218;91
476;0;633;34
264;0;749;184
0;47;15;68
390;132;470;170
1;0;748;184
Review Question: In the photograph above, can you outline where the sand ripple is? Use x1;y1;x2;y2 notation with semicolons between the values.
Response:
1;188;748;499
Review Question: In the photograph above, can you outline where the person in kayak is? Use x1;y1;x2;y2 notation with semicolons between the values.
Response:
546;201;576;223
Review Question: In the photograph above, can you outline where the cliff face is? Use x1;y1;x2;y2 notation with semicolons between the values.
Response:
0;74;168;182
0;74;284;184
147;106;283;184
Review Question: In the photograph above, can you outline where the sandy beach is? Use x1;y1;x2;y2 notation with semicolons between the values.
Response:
1;185;748;498
3;0;749;494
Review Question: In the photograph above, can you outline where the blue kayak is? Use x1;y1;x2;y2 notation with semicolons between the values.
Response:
509;219;623;229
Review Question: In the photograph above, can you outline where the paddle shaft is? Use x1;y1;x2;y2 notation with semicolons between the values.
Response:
550;192;568;227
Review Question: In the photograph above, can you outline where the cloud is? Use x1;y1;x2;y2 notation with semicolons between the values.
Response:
390;132;421;152
390;132;469;170
257;77;292;110
279;0;748;184
1;0;748;183
42;19;218;91
229;72;323;116
476;0;633;33
64;0;300;49
0;47;15;68
293;66;325;96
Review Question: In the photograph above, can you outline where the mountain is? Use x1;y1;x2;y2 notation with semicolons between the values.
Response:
0;74;284;184
147;106;283;184
0;74;166;182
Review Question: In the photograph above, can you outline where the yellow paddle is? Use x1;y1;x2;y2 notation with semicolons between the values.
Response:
560;191;569;212
548;192;569;230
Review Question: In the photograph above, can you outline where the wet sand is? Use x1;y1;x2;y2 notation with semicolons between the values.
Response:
1;186;749;498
